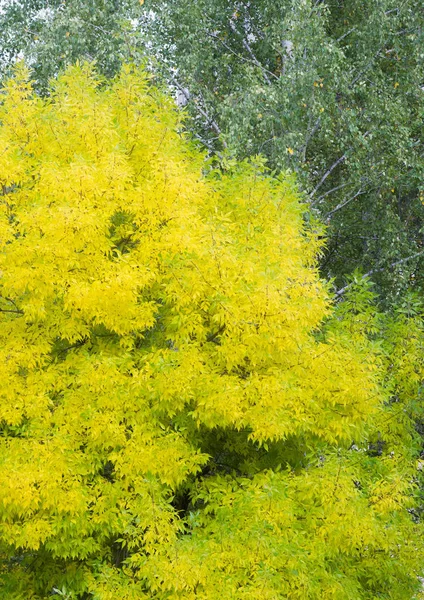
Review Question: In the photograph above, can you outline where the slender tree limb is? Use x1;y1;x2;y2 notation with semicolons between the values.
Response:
337;28;356;43
316;182;351;201
208;32;277;83
393;26;419;36
300;116;321;162
241;38;274;84
324;189;365;218
310;129;372;202
228;13;279;83
193;132;222;154
335;249;424;297
57;339;88;357
170;74;226;147
207;324;226;344
366;249;424;278
350;47;385;87
0;295;23;314
309;153;346;200
1;295;20;310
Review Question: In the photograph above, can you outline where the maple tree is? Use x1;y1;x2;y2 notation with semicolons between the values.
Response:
0;65;422;599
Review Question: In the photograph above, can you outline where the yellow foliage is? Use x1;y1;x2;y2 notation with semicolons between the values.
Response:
0;64;422;598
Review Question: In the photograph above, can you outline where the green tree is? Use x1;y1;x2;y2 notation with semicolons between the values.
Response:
144;0;424;301
0;64;422;599
0;0;141;91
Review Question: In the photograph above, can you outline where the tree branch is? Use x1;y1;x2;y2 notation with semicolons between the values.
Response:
300;116;321;162
169;74;227;147
56;339;88;357
208;32;277;83
241;38;275;84
316;182;351;201
337;28;356;43
309;153;346;200
324;189;366;218
335;249;424;297
350;47;384;87
0;296;23;314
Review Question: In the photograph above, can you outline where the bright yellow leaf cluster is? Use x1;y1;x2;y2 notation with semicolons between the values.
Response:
0;64;422;598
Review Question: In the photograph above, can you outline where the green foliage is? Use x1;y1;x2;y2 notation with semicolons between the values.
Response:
0;64;422;599
0;0;142;91
144;0;424;301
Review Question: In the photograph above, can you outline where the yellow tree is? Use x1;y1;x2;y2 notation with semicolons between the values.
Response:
0;64;422;599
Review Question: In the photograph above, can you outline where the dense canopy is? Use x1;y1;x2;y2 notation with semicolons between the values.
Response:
0;65;422;599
